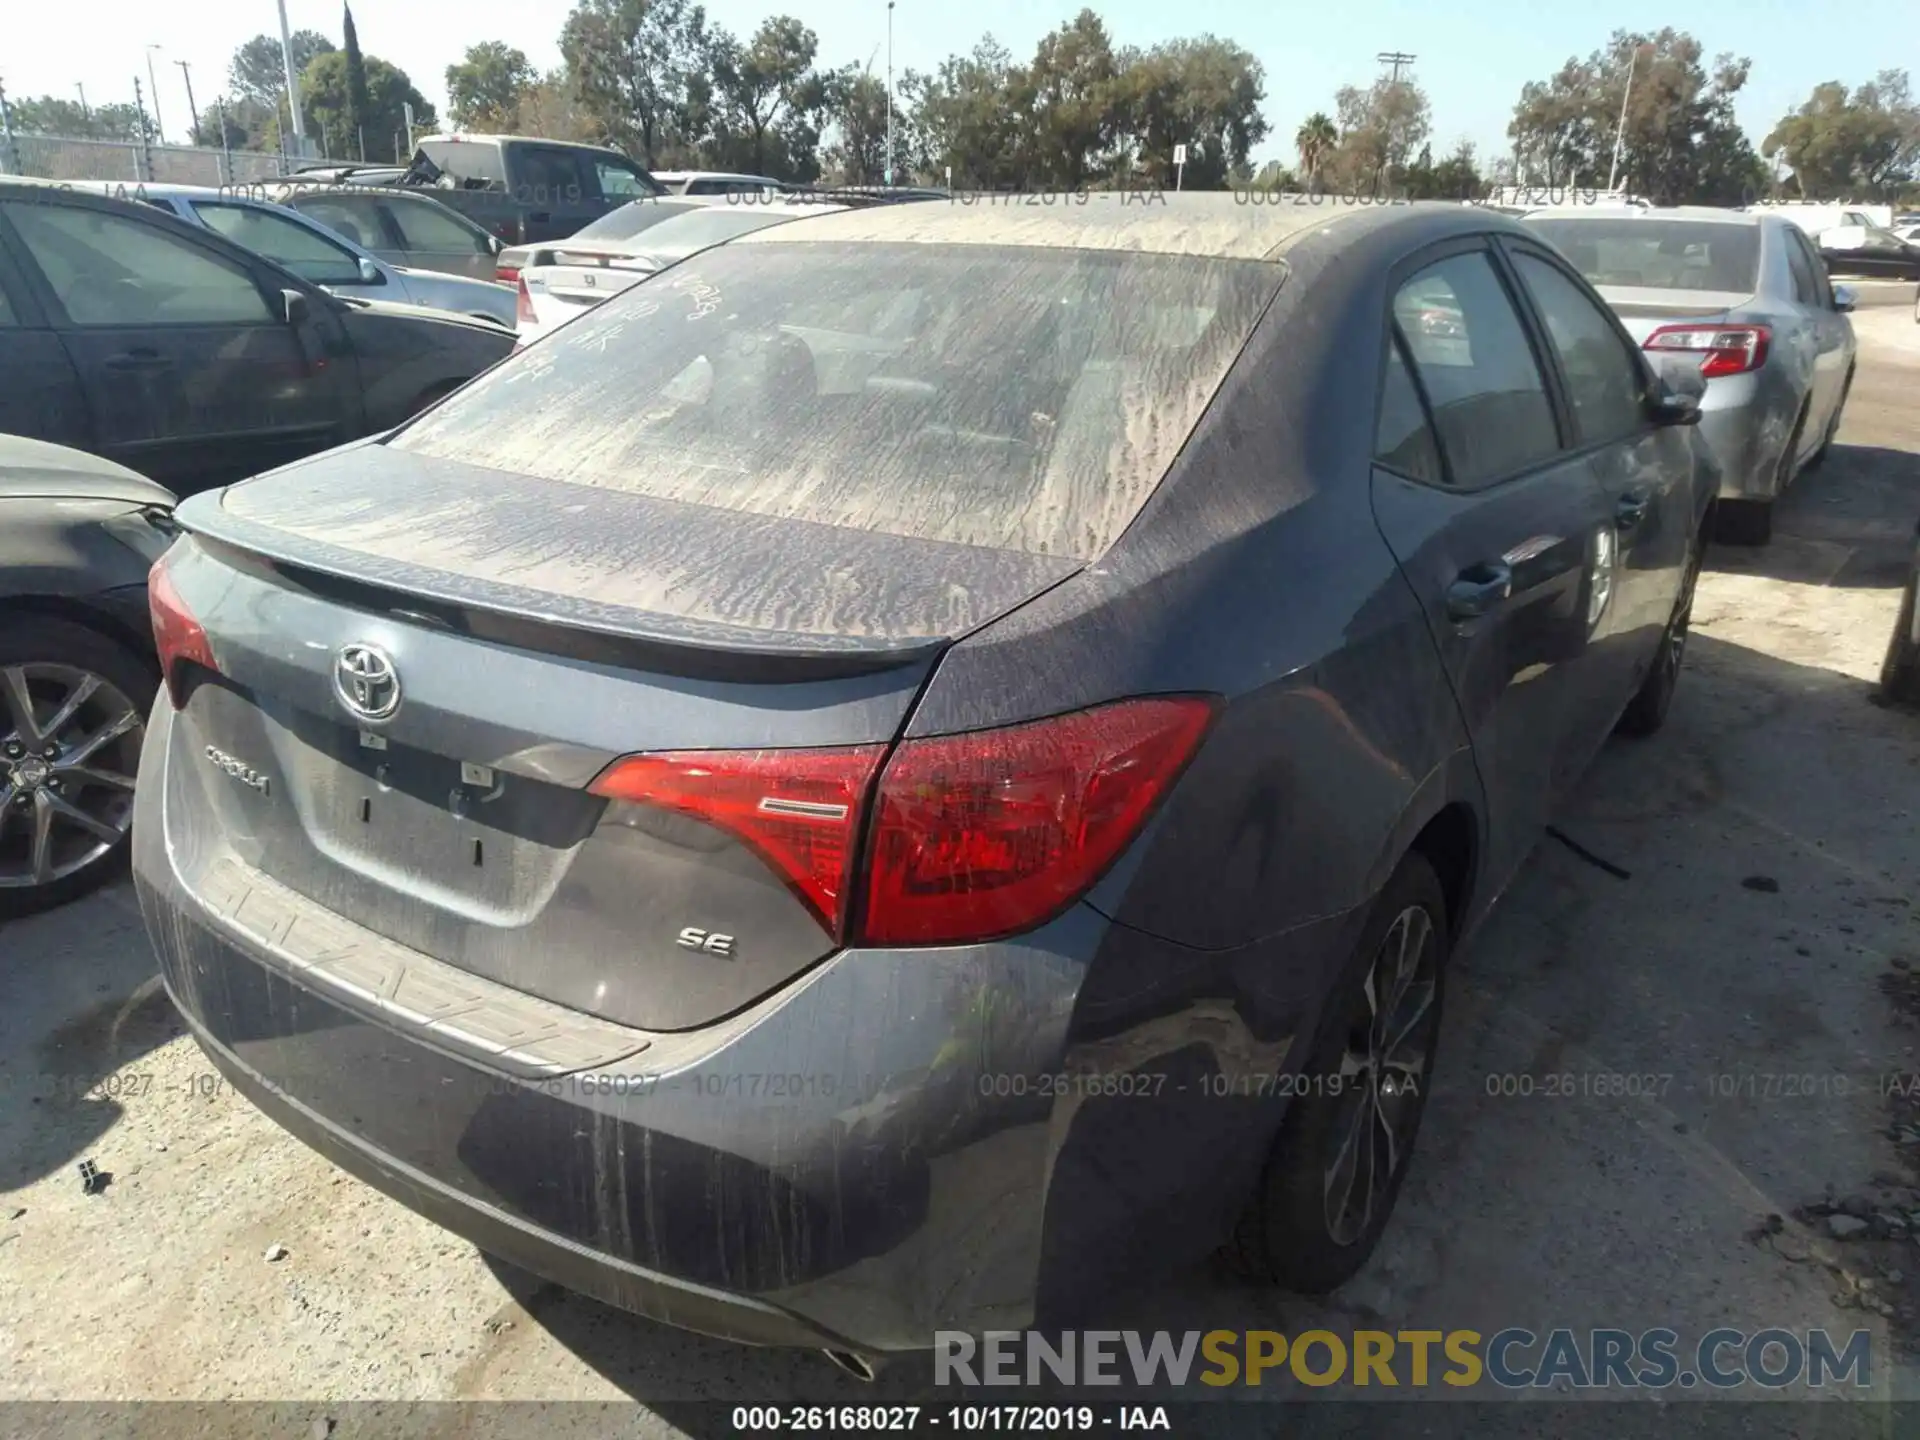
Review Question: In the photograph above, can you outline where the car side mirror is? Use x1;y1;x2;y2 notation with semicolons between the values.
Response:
488;235;504;255
1831;283;1857;312
281;289;309;326
357;256;384;284
1647;354;1704;426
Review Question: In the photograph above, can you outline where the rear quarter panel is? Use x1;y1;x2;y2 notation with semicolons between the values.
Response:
916;213;1487;955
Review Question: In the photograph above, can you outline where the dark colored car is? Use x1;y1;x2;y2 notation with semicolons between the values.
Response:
1882;517;1920;707
1;435;174;916
132;197;1713;1366
0;181;516;497
384;135;666;247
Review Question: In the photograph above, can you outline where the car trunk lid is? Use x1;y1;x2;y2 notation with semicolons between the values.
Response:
1592;286;1749;345
161;444;1079;1031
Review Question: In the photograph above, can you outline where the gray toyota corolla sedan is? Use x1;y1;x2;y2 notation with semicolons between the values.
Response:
133;196;1714;1368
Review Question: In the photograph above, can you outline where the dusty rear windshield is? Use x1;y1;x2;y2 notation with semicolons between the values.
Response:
569;197;709;243
1524;219;1761;294
393;242;1281;559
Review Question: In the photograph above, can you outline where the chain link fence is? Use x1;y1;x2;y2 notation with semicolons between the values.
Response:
3;132;345;187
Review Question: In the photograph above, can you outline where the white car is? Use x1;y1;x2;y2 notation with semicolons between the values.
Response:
515;198;847;344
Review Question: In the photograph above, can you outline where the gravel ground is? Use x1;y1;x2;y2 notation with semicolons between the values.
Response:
3;313;1919;1434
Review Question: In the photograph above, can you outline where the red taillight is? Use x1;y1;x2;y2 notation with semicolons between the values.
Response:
589;745;888;939
148;552;215;709
514;276;536;326
858;696;1218;947
1643;324;1770;379
495;264;520;285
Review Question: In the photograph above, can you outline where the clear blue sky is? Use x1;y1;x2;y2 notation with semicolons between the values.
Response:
4;0;1910;165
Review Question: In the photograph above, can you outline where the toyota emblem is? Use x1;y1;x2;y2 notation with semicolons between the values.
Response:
333;643;402;723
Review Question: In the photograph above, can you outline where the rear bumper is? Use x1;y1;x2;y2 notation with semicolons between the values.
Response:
1695;380;1789;502
133;699;1331;1355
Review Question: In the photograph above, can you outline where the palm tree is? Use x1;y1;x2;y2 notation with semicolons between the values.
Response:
1296;112;1337;183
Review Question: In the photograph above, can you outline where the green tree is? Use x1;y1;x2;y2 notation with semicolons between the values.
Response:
302;50;434;162
230;30;335;108
1403;139;1483;199
1023;11;1123;189
1328;72;1431;192
705;16;832;179
820;67;890;183
447;42;537;129
1110;36;1269;188
8;95;153;141
1507;30;1765;205
342;6;373;159
1765;70;1920;199
559;0;709;166
1294;112;1336;182
902;38;1025;188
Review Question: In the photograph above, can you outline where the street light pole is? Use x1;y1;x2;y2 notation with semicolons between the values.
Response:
76;83;89;118
1606;45;1644;196
176;60;199;145
277;0;309;157
885;1;895;187
145;45;166;144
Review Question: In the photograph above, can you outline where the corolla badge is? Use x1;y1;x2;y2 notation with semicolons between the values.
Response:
203;745;271;796
333;643;402;723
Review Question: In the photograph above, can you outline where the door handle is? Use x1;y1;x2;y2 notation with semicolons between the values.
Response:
1446;561;1514;621
1615;491;1651;530
103;349;172;372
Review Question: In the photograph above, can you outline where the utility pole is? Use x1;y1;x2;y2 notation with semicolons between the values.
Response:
176;60;199;145
216;96;234;183
1376;51;1416;86
145;45;166;144
277;0;309;157
132;76;154;179
884;1;895;187
1375;52;1417;187
1606;44;1648;196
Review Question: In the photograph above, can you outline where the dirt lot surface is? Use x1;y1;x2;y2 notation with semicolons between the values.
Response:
4;287;1920;1436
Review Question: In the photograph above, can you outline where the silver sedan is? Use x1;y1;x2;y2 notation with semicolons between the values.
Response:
68;182;517;330
1524;207;1857;545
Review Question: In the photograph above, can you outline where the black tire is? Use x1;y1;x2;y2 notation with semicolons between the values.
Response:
1222;851;1448;1294
1714;498;1773;547
1807;369;1852;470
0;617;157;920
1618;532;1704;737
1880;568;1920;709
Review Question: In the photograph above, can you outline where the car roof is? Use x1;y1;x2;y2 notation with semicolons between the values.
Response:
1525;206;1762;226
734;193;1505;261
415;134;627;156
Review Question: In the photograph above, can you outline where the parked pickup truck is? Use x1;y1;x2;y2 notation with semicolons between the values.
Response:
370;135;667;247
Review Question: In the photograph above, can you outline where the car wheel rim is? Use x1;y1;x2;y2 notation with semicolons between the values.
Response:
1322;903;1438;1246
0;664;144;890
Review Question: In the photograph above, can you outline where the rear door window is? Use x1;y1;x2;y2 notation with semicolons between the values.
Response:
288;192;390;251
1391;251;1561;487
394;242;1283;559
190;202;364;286
1783;233;1818;305
384;197;492;256
1374;339;1444;484
593;158;657;199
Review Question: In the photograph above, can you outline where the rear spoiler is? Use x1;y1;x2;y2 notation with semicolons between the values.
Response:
525;244;660;270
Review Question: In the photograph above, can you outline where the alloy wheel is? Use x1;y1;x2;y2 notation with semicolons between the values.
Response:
1322;904;1440;1246
0;663;144;890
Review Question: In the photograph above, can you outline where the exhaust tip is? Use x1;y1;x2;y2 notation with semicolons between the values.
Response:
822;1348;878;1382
